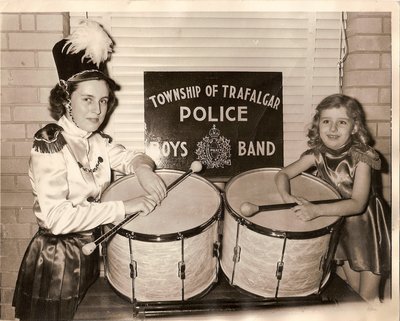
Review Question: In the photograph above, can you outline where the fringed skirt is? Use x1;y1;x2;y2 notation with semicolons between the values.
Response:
13;228;99;321
335;194;391;275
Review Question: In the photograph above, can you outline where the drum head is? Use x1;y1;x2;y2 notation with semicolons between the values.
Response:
225;168;340;233
101;170;220;236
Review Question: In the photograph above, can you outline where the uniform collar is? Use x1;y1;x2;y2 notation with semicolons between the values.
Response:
58;115;92;139
320;138;353;157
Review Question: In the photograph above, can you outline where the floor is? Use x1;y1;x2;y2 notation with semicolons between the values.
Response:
74;272;370;321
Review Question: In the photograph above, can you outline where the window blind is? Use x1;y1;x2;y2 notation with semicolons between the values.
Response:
70;11;341;166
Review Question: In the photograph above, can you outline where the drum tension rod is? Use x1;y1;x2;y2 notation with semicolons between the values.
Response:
100;226;108;279
128;236;138;280
230;222;242;285
319;254;327;271
213;241;221;282
178;234;186;279
178;233;185;301
275;234;287;298
214;204;223;259
128;238;138;315
233;221;242;264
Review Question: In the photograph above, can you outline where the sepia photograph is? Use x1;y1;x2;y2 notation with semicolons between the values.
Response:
0;1;398;321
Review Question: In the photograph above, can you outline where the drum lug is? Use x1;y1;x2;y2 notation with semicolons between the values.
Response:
276;261;284;280
178;261;186;279
213;241;221;258
130;260;137;279
233;245;241;263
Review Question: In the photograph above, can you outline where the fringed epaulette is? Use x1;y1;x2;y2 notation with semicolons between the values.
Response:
33;124;66;153
350;144;381;170
98;131;113;143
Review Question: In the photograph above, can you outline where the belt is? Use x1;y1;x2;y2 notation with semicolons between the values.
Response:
38;227;95;237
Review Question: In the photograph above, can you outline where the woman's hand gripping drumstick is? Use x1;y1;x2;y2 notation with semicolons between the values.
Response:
82;161;203;256
240;199;339;217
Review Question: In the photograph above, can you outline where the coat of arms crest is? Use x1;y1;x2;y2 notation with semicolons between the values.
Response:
195;125;231;168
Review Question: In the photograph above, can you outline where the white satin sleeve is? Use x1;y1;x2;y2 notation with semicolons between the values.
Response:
106;140;155;175
30;149;125;235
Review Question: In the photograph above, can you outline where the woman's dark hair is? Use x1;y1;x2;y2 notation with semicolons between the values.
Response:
307;93;371;148
48;80;118;125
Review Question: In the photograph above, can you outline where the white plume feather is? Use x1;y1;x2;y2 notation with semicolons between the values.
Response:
63;20;113;67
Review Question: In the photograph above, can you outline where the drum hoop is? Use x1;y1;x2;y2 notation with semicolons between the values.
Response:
224;167;342;239
106;214;219;242
103;169;222;242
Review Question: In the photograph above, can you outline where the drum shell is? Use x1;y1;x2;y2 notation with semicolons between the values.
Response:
101;170;221;302
105;222;219;301
221;168;341;298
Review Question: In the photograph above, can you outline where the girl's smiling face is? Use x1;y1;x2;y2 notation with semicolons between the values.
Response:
69;80;109;132
319;106;356;150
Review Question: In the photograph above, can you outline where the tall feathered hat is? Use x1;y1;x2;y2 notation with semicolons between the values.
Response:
52;20;117;89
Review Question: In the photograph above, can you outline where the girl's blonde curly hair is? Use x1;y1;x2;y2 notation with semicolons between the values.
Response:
307;94;371;148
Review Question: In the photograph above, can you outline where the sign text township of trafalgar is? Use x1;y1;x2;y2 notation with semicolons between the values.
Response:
144;72;283;179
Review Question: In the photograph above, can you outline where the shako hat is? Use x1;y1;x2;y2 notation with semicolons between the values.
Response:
52;20;117;89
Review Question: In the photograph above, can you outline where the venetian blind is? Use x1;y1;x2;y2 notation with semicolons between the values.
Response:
70;11;341;166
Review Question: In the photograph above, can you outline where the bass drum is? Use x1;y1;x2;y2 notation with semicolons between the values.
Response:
101;170;221;302
221;168;342;298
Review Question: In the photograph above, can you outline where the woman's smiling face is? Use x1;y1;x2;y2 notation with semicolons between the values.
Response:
319;106;356;150
69;80;109;132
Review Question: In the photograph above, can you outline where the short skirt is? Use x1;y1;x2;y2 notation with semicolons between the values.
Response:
12;228;99;321
335;194;391;275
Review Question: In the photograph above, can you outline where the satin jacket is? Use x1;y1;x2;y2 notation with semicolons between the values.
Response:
29;116;154;235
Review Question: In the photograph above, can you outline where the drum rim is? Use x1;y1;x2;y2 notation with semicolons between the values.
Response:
102;169;222;242
224;167;342;239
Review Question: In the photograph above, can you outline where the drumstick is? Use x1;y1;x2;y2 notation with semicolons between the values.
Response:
240;199;339;217
82;161;203;256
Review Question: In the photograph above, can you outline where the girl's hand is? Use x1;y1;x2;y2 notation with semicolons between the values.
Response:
135;166;167;205
292;197;320;221
123;195;158;217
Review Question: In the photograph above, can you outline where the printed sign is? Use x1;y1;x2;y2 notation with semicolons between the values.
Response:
144;71;283;179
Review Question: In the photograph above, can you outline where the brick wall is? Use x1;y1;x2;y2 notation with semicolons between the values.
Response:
0;12;65;320
343;12;392;202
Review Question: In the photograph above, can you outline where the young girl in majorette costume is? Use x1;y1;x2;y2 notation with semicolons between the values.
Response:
275;94;390;303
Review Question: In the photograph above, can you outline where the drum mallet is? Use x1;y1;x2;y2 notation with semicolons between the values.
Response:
82;161;203;256
240;199;339;217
